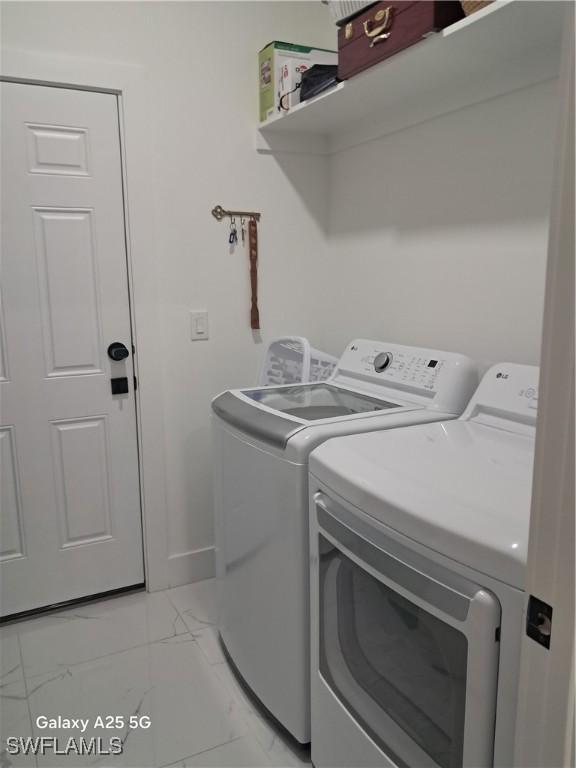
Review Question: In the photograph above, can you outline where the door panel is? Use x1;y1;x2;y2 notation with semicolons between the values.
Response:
26;123;90;177
51;417;113;548
0;296;8;382
0;82;144;617
33;207;103;377
0;427;25;562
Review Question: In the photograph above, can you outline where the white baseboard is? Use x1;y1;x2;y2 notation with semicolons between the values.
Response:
165;546;215;589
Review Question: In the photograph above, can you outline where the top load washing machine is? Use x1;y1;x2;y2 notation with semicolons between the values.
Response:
211;339;478;744
309;363;538;768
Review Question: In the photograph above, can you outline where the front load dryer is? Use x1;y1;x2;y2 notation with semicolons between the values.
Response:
309;363;538;767
212;339;478;743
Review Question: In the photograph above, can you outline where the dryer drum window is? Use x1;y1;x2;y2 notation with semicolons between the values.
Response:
319;538;468;768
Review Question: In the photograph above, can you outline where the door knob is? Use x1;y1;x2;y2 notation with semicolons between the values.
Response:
107;342;130;362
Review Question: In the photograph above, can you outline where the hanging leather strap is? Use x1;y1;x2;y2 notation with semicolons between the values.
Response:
248;218;260;330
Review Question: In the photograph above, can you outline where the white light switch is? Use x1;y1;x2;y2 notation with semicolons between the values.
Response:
190;310;209;341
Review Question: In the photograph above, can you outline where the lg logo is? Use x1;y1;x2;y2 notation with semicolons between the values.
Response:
496;372;509;380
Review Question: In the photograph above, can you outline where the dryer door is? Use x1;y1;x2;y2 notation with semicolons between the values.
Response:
315;493;501;768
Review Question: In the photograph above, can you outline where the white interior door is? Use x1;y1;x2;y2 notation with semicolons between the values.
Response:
0;81;144;618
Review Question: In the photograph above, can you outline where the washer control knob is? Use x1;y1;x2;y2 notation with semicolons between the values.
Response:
374;352;392;372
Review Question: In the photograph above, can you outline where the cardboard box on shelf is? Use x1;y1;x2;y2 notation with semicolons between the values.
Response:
258;41;337;123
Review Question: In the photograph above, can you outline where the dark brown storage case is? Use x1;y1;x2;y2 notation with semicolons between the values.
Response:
338;1;465;80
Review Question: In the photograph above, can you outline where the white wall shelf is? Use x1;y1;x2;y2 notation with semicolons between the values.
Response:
256;0;565;155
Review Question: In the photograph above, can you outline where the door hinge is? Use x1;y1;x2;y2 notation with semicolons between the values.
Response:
526;595;553;649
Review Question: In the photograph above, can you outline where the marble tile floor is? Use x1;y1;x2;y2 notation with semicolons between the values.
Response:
0;580;312;768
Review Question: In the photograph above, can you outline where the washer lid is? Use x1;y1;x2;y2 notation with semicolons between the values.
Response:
212;384;401;450
243;383;399;420
310;420;535;588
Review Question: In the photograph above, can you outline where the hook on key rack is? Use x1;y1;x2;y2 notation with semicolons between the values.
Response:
211;204;261;222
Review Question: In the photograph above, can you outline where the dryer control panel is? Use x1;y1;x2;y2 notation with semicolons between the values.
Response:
334;339;478;415
462;363;540;426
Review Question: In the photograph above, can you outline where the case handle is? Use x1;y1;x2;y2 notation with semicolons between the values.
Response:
363;6;394;47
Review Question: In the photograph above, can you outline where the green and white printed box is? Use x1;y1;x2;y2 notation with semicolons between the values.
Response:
258;41;337;123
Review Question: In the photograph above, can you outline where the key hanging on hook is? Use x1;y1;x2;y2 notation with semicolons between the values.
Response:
229;217;238;247
240;217;246;247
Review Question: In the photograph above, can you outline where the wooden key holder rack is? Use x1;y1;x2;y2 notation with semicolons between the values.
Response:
212;204;262;330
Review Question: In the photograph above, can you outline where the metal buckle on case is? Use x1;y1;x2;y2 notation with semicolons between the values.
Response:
363;6;394;47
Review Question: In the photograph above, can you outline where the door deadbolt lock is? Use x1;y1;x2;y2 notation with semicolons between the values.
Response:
108;342;130;362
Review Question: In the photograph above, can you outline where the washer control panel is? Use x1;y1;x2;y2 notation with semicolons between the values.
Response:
370;349;445;391
334;339;478;413
343;343;446;391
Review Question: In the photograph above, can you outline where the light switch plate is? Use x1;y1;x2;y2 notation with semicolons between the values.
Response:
190;310;209;341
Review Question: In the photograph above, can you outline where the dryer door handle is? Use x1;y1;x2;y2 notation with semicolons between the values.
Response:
313;491;490;623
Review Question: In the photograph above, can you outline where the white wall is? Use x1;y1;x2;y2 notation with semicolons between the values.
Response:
1;2;558;589
307;80;557;369
1;1;336;587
